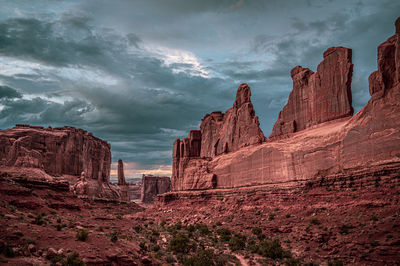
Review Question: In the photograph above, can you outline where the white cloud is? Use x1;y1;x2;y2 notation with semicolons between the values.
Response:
0;56;118;86
143;44;210;78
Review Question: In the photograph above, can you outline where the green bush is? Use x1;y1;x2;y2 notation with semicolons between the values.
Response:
328;259;343;266
181;249;214;266
257;240;288;259
61;252;85;266
169;233;191;253
33;213;46;225
310;218;321;225
76;229;89;241
229;234;246;251
195;224;210;235
216;228;232;242
252;227;262;235
110;231;118;242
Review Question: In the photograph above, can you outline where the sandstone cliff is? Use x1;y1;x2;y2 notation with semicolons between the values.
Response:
170;17;400;191
141;175;171;203
270;47;353;139
172;84;265;190
0;125;124;200
0;125;111;181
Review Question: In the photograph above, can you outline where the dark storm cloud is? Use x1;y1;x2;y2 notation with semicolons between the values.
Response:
0;85;21;99
0;0;398;176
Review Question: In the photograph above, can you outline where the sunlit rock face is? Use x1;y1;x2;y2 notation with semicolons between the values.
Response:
170;17;400;192
270;47;353;139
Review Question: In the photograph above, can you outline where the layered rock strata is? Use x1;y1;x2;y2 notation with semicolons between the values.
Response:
270;47;353;139
0;125;111;181
141;175;171;203
172;83;266;190
170;17;400;192
0;125;124;200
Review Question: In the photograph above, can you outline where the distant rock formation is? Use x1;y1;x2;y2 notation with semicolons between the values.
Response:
172;83;265;190
127;181;142;200
117;159;129;201
0;125;111;181
141;175;171;203
117;159;126;185
0;125;123;201
170;17;400;192
270;47;353;139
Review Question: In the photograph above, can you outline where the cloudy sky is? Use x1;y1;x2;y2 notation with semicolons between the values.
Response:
0;0;398;179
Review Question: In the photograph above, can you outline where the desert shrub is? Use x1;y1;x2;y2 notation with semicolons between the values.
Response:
139;242;147;251
371;214;378;221
339;224;354;235
257;240;288;259
181;249;214;266
216;228;232;242
160;220;166;227
110;231;118;242
33;213;46;225
215;221;222;226
284;258;302;265
169;233;191;253
166;255;176;263
195;224;210;235
175;221;182;230
187;224;195;232
134;225;142;233
76;229;89;241
268;213;276;221
285;213;291;218
151;229;160;237
310;218;320;225
0;243;15;258
252;227;262;235
328;259;343;266
229;234;246;251
152;245;161;252
61;252;85;266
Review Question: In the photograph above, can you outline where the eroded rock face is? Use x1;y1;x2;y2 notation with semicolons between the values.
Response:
0;125;111;181
172;84;265;191
170;17;400;192
141;175;171;203
201;83;266;158
0;125;126;201
270;47;353;139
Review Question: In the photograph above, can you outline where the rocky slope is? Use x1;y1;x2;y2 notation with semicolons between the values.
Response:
170;18;400;191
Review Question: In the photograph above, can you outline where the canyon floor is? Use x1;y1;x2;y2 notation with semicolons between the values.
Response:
1;171;400;266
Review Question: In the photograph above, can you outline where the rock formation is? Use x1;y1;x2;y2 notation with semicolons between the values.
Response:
116;159;130;201
117;159;127;185
0;125;111;181
0;125;123;200
270;47;353;139
170;17;400;192
172;83;266;190
141;175;171;203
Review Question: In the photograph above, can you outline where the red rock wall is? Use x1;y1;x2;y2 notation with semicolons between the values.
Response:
200;83;266;158
141;175;171;203
172;84;265;190
0;125;111;182
270;47;353;139
171;17;400;192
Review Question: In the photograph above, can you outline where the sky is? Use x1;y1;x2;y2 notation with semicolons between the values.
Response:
0;0;399;179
